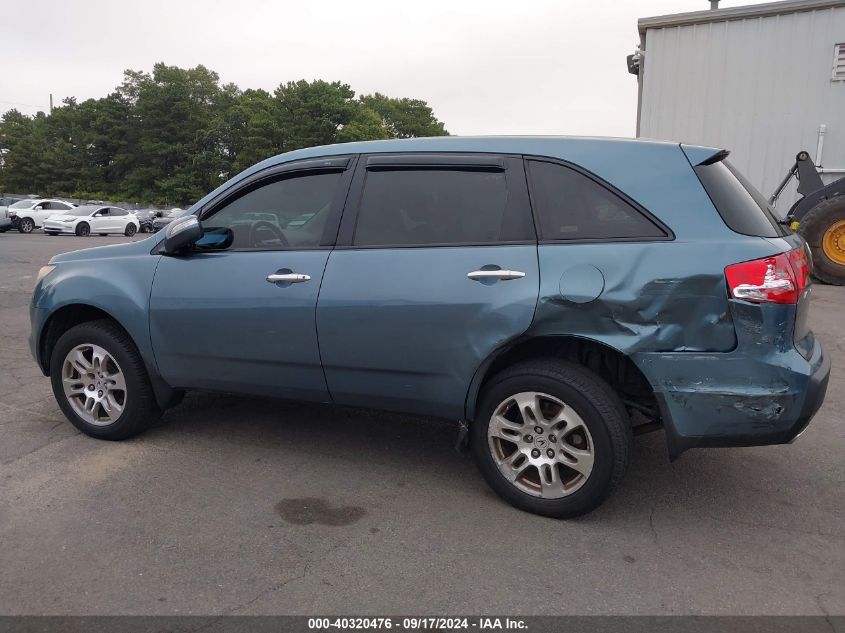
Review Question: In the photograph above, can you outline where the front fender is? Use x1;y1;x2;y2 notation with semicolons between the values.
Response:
34;252;163;386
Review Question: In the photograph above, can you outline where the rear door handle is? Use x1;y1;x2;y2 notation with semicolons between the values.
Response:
266;273;311;284
467;269;526;281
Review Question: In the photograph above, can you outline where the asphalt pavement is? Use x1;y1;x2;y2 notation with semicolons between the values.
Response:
0;232;843;615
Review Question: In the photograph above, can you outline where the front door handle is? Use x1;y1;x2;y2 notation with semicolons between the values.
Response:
467;269;526;281
266;273;311;284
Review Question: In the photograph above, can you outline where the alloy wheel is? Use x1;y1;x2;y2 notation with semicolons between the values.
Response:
61;343;127;426
487;391;595;498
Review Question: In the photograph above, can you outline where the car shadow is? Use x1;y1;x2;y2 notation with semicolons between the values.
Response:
144;391;800;527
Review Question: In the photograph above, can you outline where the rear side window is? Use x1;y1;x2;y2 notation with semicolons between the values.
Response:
353;168;532;246
694;160;787;237
526;160;667;240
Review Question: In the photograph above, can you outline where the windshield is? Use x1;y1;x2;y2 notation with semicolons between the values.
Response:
10;200;36;209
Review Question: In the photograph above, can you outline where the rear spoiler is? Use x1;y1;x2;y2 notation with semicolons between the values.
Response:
681;144;729;167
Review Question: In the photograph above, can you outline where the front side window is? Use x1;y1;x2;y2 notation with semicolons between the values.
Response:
353;168;525;247
527;160;667;241
204;170;342;250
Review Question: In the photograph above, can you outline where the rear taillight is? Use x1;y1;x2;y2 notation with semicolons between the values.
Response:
725;247;810;304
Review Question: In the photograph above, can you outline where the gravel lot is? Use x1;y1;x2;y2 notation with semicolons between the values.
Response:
0;232;843;616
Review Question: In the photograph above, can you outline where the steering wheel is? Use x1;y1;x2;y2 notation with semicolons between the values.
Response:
250;220;289;247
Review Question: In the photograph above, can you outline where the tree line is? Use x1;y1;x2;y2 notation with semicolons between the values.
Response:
0;64;449;205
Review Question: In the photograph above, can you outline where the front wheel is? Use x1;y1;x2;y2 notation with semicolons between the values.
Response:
472;359;632;518
50;320;161;440
125;223;137;237
75;222;90;237
18;217;34;233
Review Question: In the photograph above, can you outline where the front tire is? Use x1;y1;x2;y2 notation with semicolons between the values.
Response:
472;359;632;518
75;222;90;237
125;223;137;237
50;319;161;440
18;217;34;233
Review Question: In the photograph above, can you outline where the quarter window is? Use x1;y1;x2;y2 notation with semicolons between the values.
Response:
203;171;342;249
353;168;528;247
527;160;666;240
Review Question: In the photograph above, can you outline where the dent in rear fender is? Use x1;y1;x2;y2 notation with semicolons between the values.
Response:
529;241;746;353
34;254;162;373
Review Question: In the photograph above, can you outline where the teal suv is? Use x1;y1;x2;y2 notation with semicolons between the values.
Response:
29;137;830;518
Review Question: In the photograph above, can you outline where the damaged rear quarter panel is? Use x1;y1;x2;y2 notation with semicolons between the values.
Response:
525;146;819;448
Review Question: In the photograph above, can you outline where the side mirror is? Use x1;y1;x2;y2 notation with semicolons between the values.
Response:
162;215;203;254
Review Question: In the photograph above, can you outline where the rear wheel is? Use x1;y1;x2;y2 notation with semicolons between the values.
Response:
125;223;137;237
50;320;161;440
18;217;34;233
75;222;90;237
472;359;632;518
798;196;845;285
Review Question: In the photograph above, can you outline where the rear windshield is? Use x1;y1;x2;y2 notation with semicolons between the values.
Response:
694;160;787;237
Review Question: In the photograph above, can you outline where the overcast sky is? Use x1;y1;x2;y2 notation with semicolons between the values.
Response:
2;0;772;137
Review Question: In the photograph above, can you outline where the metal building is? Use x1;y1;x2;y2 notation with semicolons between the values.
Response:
631;0;845;212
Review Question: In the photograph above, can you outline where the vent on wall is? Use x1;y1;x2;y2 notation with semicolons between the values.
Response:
834;43;845;81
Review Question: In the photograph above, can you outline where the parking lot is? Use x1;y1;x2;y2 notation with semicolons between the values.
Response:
0;231;843;616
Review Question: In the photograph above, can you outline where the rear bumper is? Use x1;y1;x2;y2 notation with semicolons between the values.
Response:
636;337;830;460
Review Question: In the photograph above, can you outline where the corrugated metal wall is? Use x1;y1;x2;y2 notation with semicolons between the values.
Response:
639;5;845;213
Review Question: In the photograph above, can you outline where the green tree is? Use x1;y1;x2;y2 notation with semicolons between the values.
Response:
337;107;391;143
0;65;450;205
359;93;448;138
275;80;358;149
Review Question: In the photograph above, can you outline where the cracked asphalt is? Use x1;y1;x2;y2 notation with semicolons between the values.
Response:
1;233;843;616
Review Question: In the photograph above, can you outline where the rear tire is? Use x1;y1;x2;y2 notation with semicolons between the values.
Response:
50;319;161;440
18;217;34;233
125;223;137;237
798;196;845;285
472;359;632;519
75;222;90;237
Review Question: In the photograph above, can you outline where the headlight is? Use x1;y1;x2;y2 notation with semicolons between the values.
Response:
36;265;56;284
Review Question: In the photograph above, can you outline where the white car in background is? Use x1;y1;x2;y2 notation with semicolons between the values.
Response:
9;199;78;233
43;205;140;237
